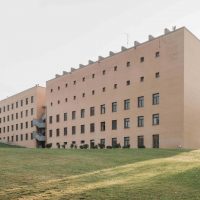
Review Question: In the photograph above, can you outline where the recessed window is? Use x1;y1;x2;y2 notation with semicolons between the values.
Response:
153;93;159;105
114;84;117;89
56;129;60;137
100;121;106;131
126;61;130;67
92;90;95;95
90;107;95;116
65;98;68;102
92;74;95;78
58;86;60;90
140;76;144;82
82;93;85;98
138;96;144;108
102;70;106;75
73;96;76;100
100;104;106;114
73;81;76;85
81;109;85;118
64;127;68;136
72;111;76;120
51;89;53;93
138;116;144;127
114;66;117;71
82;77;85;82
112;102;117;112
64;113;67;121
102;87;106;92
81;125;85;134
51;102;53;107
126;80;130;86
58;100;60;104
112;120;117;130
65;83;68;87
90;123;95;133
124;118;130;129
155;51;160;58
140;57;144;63
72;126;76;135
155;72;160;78
124;99;130;110
153;114;159;125
56;114;60;122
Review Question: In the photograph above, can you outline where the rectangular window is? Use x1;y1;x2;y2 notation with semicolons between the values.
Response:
90;123;95;133
100;139;105;145
31;96;34;103
124;118;130;129
72;111;76;120
26;98;28;105
21;100;23;107
16;135;18;141
49;130;53;137
138;116;144;127
64;127;68;136
153;93;159;105
112;138;117;147
138;136;144;148
155;51;160;58
140;57;144;62
56;129;60;137
100;122;106;131
100;104;106;114
81;125;85;134
31;108;34;116
112;120;117;130
138;96;144;108
72;126;76;135
124;137;130;147
126;80;130;86
21;134;23;141
124;99;130;110
153;134;159;148
140;76;144;82
90;107;95;116
56;114;60;122
126;61;130;67
64;113;67;121
153;114;159;125
25;133;28;140
49;116;53;124
155;72;160;78
81;109;85;118
112;102;117;112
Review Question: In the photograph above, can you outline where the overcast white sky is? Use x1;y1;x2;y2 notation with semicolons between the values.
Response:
0;0;200;99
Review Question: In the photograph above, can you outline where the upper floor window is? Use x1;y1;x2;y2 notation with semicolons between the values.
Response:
51;89;53;93
92;90;95;95
92;74;95;79
126;80;131;86
155;72;160;78
138;96;144;108
102;87;106;92
80;125;85;134
140;57;144;63
124;99;130;110
153;93;159;105
72;111;76;120
90;123;95;133
82;77;85;82
21;100;23;107
124;118;130;129
140;76;144;82
26;98;28;105
82;93;85;98
100;104;106;114
73;81;76;85
114;84;117;89
64;113;67;121
155;51;160;58
90;107;95;116
112;120;117;130
81;109;85;118
114;66;117;71
153;114;159;125
31;96;34;103
102;70;106;75
58;86;60;90
56;114;60;122
100;121;106;131
65;83;68;88
138;116;144;127
49;116;53;124
72;126;76;135
112;102;117;112
126;61;130;67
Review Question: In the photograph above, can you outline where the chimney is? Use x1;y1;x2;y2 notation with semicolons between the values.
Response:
70;68;76;72
148;35;154;41
79;64;85;68
98;56;104;61
62;71;68;75
109;51;115;56
134;41;140;47
55;74;61;78
164;28;170;35
121;46;127;51
88;60;94;64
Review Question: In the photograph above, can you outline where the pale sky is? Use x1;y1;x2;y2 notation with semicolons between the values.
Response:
0;0;200;100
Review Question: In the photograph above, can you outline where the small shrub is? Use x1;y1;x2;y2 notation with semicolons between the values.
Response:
70;143;74;149
98;143;105;149
123;144;130;149
83;144;89;149
46;143;52;148
106;146;112;149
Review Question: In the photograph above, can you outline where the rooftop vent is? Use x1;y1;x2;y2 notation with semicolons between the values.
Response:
134;41;140;47
62;71;68;75
55;74;61;78
148;35;154;41
71;68;76;72
164;28;170;35
88;60;94;64
98;56;104;61
109;51;115;56
79;64;85;68
121;46;127;51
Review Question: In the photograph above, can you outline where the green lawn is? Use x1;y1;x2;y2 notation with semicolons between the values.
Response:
0;148;200;200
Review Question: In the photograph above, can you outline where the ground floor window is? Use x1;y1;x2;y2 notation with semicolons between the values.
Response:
112;138;117;147
137;136;144;148
90;140;95;148
153;134;159;148
124;137;130;148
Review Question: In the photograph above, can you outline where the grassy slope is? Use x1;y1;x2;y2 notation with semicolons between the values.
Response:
0;148;200;200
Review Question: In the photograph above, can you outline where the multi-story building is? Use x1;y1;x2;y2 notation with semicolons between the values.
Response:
0;85;46;148
46;27;200;149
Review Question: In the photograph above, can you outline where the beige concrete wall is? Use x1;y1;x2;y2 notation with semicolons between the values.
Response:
184;29;200;149
0;85;46;148
46;28;185;149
